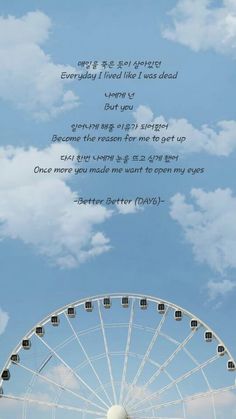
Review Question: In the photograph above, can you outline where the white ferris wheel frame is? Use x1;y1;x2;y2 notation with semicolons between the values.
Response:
0;293;236;419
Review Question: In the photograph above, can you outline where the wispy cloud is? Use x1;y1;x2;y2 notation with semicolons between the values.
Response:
170;188;236;273
162;0;236;55
186;389;236;416
133;105;236;156
170;188;236;301
0;11;79;120
0;391;52;412
207;279;236;300
46;364;80;390
0;307;9;335
116;201;141;215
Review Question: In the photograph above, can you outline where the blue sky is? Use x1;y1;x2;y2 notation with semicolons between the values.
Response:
0;0;236;417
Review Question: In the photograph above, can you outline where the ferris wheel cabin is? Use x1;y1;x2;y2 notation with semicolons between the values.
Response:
227;360;236;371
217;344;226;356
103;297;111;309
157;303;165;314
10;354;20;364
121;296;129;308
85;301;93;312
67;307;76;318
51;315;60;326
174;310;182;321
35;326;45;337
140;298;148;309
1;369;10;381
22;339;31;350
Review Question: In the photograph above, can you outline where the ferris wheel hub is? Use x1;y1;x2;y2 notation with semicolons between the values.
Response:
107;405;128;419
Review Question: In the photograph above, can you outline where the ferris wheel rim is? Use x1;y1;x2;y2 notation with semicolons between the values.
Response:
2;293;235;372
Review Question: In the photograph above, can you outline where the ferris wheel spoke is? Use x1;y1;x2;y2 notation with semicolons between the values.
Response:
130;353;219;411
119;298;135;404
0;393;105;415
98;300;117;404
127;329;196;411
13;361;106;412
123;307;169;406
130;383;236;415
64;313;112;406
36;334;109;409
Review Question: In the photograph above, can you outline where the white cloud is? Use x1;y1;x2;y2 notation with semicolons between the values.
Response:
207;279;236;300
0;395;22;411
134;105;154;123
162;0;236;55
133;105;236;156
170;188;236;273
0;392;52;412
0;144;113;268
47;364;79;390
186;390;236;416
0;307;9;335
124;382;158;403
116;201;141;214
0;11;79;120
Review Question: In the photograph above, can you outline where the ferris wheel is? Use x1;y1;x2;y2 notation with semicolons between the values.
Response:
0;293;236;419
